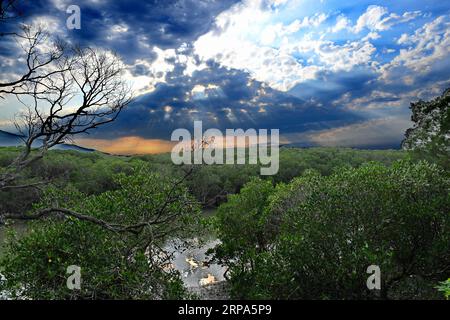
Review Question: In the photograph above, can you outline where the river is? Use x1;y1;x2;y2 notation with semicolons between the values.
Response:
165;237;226;288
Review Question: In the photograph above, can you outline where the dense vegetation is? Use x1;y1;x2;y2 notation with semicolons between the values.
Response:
1;165;201;299
0;147;411;299
0;146;407;215
212;161;449;299
0;145;448;299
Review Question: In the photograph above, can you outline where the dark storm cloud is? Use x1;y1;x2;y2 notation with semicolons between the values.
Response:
94;62;362;140
288;69;379;105
289;61;450;118
2;0;240;64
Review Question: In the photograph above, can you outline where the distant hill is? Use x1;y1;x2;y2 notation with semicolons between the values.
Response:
0;130;23;146
281;142;401;150
0;129;96;153
52;144;97;153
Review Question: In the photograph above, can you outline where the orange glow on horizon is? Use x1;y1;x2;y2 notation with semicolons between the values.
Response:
76;136;176;155
75;131;283;155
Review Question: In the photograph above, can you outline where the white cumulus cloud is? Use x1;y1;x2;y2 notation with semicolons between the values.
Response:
354;5;421;33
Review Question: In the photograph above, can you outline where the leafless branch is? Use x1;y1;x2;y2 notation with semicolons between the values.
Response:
0;25;66;97
0;42;133;194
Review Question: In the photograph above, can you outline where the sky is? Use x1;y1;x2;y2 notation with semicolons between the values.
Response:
0;0;449;153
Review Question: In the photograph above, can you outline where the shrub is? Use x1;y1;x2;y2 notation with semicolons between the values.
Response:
436;279;450;299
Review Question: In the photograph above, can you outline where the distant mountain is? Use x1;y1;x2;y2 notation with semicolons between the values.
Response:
52;143;96;153
281;142;401;150
0;130;23;146
0;129;96;153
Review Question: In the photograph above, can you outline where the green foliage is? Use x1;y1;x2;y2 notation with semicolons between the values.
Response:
212;178;276;265
0;147;407;213
402;88;450;169
0;149;136;215
0;165;201;299
0;146;444;300
436;279;450;299
213;161;450;299
183;147;406;206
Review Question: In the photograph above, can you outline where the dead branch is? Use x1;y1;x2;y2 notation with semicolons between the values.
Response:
0;44;132;191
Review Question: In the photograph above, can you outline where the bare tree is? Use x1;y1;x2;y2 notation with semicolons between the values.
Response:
0;3;197;241
0;3;134;195
0;2;203;260
0;45;132;192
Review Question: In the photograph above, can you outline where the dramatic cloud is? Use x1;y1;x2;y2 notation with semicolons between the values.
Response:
93;61;362;140
381;15;450;81
0;0;449;150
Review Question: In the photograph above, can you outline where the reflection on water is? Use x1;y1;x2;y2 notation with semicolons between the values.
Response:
164;238;226;288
